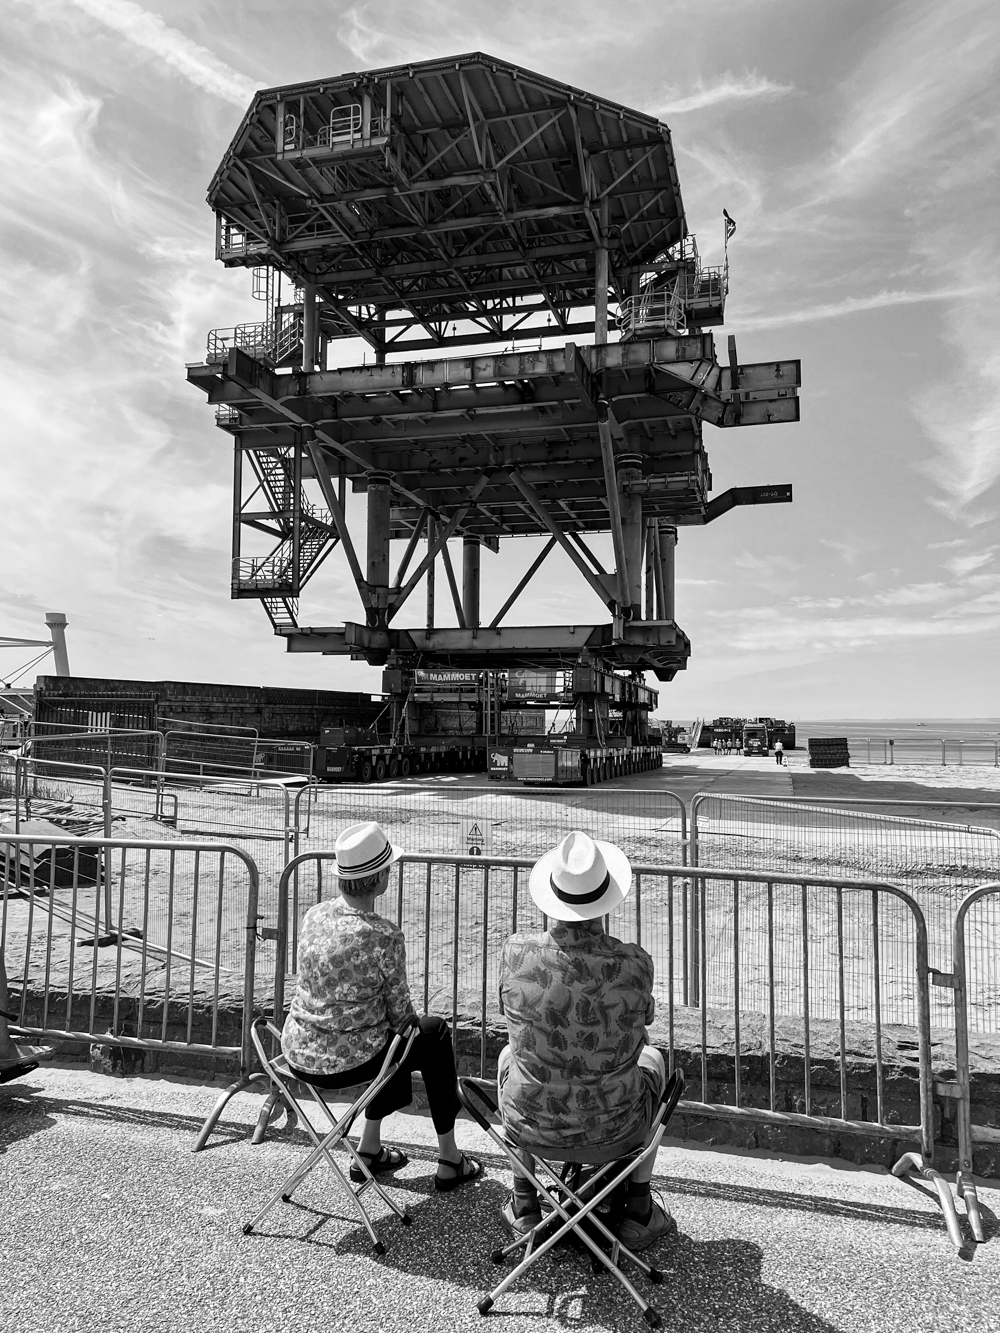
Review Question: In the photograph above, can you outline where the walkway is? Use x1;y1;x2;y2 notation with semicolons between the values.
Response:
4;1066;998;1332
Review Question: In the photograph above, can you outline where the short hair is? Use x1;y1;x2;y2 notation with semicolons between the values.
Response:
339;867;390;898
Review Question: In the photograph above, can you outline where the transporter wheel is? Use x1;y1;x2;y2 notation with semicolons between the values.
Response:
360;758;373;782
388;757;400;779
374;758;387;781
585;764;595;786
400;756;411;777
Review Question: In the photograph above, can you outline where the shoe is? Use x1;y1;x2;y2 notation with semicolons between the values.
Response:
615;1201;678;1252
349;1144;409;1183
501;1191;542;1237
434;1152;484;1192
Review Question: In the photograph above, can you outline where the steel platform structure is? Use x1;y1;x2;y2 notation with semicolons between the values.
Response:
187;52;800;681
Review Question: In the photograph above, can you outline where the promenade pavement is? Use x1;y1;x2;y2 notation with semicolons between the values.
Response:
4;1065;999;1333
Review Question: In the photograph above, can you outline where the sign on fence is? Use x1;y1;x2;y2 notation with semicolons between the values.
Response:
460;817;491;857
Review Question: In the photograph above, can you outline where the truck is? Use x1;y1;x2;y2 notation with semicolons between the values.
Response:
699;716;796;752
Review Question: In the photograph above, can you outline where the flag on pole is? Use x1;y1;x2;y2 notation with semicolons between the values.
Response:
723;209;737;242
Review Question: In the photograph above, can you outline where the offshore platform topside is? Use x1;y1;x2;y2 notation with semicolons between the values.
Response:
187;53;800;785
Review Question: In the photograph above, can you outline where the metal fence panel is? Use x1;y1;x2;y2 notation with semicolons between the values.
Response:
293;783;687;867
1;835;259;1071
691;793;1000;1028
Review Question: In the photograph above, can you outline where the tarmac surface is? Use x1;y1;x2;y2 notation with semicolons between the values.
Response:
4;1065;999;1333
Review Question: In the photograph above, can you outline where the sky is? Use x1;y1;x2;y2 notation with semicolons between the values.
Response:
1;0;998;719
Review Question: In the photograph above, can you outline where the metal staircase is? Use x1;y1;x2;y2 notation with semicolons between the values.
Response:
232;446;340;632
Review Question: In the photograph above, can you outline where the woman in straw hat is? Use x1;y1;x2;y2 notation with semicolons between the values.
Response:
497;830;674;1250
281;821;482;1191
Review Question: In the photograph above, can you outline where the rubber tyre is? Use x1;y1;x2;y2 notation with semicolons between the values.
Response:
400;756;411;777
360;759;373;782
388;758;400;779
586;765;596;787
374;758;387;781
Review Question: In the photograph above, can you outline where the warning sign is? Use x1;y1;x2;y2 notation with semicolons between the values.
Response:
459;817;491;857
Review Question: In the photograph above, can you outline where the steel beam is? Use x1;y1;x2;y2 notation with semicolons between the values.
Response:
508;472;616;611
489;537;557;628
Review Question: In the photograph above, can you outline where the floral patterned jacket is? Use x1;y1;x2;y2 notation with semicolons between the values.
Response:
499;918;656;1154
281;897;416;1076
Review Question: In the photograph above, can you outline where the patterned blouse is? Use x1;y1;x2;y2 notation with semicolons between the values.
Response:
499;918;656;1154
281;897;416;1076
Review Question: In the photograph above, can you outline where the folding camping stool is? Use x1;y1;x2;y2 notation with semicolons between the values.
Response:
243;1015;419;1253
458;1068;685;1329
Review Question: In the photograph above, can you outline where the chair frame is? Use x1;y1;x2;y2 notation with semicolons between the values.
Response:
244;1015;420;1253
458;1069;685;1328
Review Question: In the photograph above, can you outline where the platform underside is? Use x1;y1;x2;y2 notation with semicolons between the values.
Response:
281;620;691;679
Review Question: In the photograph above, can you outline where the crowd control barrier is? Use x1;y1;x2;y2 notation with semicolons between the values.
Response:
292;782;688;866
200;847;964;1247
948;881;1000;1244
1;834;260;1140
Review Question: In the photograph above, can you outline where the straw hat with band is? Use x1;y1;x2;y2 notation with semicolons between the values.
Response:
527;830;632;922
333;821;403;881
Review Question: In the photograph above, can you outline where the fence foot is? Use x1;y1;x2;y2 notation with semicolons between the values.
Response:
192;1071;270;1153
957;1169;987;1244
892;1152;966;1252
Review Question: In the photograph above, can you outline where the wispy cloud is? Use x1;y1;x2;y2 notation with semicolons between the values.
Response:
650;72;794;117
65;0;259;106
946;551;996;578
738;286;980;331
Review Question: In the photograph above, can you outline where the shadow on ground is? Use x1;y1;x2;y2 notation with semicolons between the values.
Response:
0;1080;57;1153
244;1160;850;1332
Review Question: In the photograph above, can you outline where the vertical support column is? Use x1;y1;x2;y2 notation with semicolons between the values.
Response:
462;536;481;631
617;454;644;616
301;281;317;372
594;195;610;345
45;612;70;677
425;515;436;629
659;523;677;622
366;472;391;624
644;518;656;621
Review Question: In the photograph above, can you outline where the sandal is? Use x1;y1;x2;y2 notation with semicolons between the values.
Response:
349;1144;409;1183
434;1152;484;1193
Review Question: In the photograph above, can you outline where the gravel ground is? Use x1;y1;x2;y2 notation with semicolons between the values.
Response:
3;1065;999;1333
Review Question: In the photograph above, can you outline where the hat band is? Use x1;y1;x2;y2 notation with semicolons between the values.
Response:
551;869;610;906
338;841;392;876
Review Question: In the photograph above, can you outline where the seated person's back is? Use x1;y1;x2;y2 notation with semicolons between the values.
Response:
500;915;655;1156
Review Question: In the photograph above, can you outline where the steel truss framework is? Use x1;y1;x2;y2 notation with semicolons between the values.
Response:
189;53;801;682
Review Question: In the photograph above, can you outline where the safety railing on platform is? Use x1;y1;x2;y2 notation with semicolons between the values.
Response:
690;792;1000;1029
1;835;260;1081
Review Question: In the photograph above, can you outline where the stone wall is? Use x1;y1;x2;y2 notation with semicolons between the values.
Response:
22;972;1000;1174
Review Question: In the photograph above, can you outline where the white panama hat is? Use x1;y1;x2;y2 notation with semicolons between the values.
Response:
333;821;403;881
527;830;631;922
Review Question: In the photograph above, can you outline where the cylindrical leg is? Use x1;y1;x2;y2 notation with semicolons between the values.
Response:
301;281;317;372
426;516;436;629
463;536;481;630
658;525;676;622
366;473;392;621
617;455;644;615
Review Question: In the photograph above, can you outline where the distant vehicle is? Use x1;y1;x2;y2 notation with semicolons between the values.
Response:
699;716;796;752
742;722;769;756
